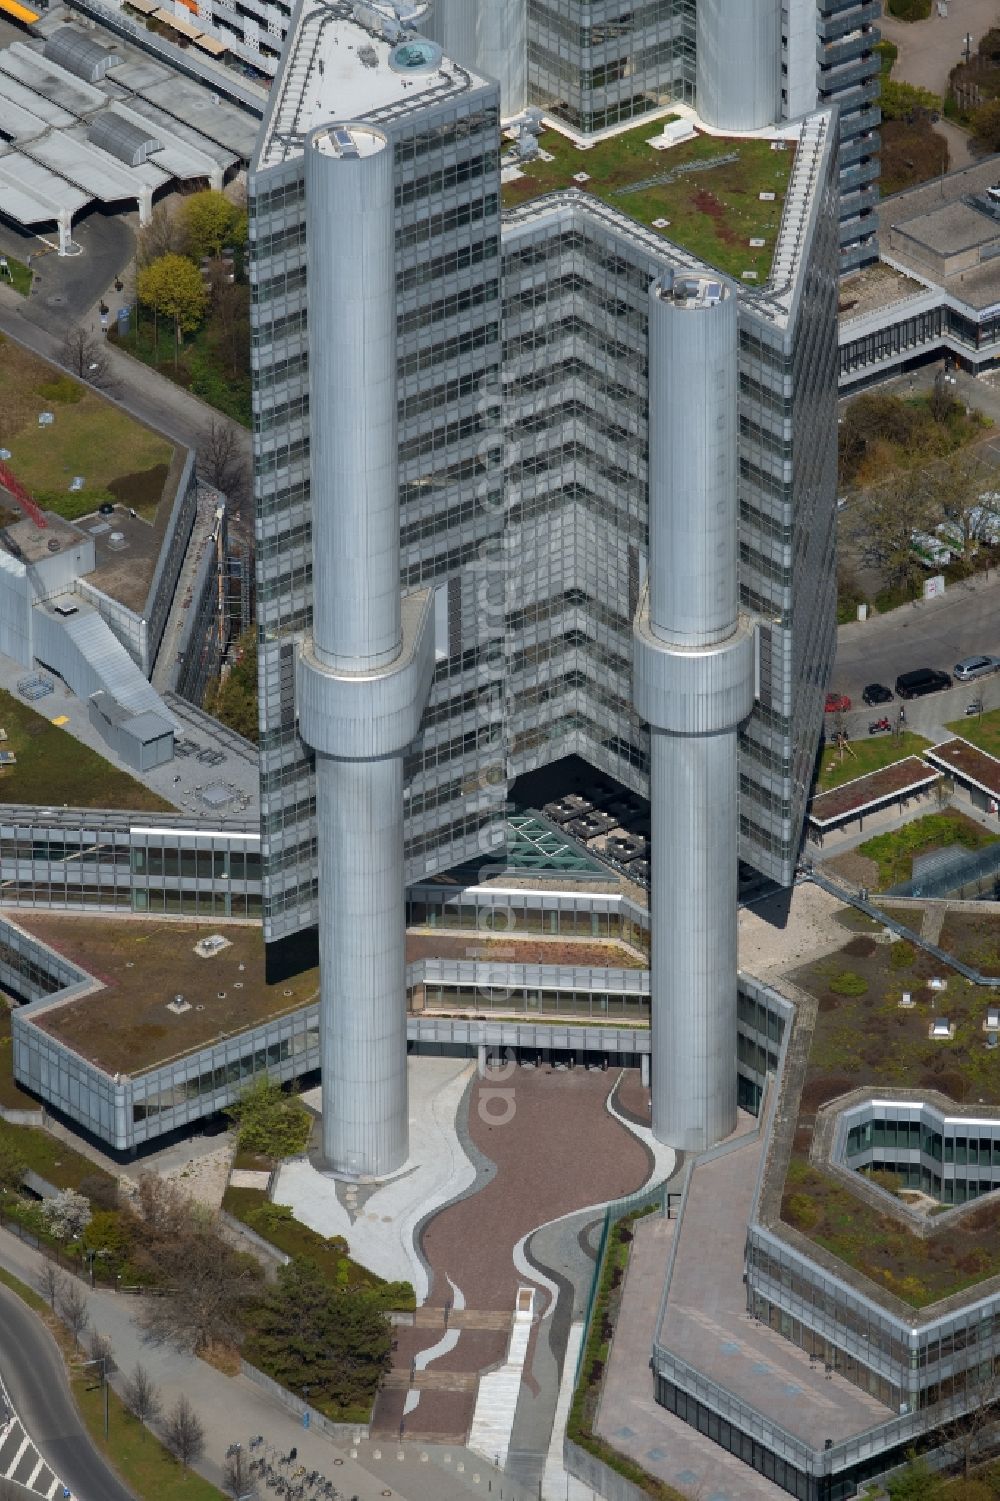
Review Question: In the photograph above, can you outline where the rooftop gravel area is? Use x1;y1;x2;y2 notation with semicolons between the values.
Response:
501;123;794;280
13;915;318;1076
782;914;1000;1306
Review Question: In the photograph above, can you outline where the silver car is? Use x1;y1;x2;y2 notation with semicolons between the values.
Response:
953;655;1000;682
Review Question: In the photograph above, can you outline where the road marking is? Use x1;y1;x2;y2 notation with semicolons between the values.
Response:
44;1480;58;1501
26;1457;43;1488
6;1435;29;1477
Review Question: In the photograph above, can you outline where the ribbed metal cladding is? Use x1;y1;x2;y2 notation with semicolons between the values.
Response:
635;271;753;1153
650;730;739;1150
695;0;781;132
316;754;407;1178
425;0;527;117
305;123;400;674
647;277;738;648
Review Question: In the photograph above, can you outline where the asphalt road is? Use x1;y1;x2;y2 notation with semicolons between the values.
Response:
833;572;1000;705
0;1283;135;1501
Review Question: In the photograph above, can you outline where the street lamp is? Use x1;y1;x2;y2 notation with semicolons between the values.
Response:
79;1355;109;1439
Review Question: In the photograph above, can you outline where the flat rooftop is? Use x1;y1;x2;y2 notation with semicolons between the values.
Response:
501;122;796;281
838;259;933;325
12;913;318;1075
257;2;489;171
659;1121;890;1443
880;154;1000;312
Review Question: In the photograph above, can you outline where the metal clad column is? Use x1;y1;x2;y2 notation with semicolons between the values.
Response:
307;127;399;673
477;0;527;118
425;0;527;117
696;0;781;131
634;274;756;1152
297;123;434;1180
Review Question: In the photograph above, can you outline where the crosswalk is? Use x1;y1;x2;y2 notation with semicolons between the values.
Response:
0;1414;65;1499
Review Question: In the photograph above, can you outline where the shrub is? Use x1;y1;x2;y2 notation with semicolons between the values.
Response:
889;940;916;971
784;1193;821;1231
887;0;931;18
226;1078;313;1160
829;970;868;997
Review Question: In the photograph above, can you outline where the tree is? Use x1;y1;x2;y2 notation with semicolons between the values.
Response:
137;202;186;267
206;280;250;382
972;98;1000;154
58;1279;89;1346
203;627;258;743
135;254;208;368
880;77;941;122
842;470;933;593
37;1262;65;1310
130;1174;262;1354
181;190;247;261
86;1330;116;1377
122;1362;161;1430
888;1453;942;1500
225;1078;312;1159
162;1394;205;1468
199;417;250;509
929;447;992;554
0;1140;26;1193
223;1448;257;1501
937;1365;1000;1481
244;1259;391;1412
60;324;115;393
41;1188;92;1241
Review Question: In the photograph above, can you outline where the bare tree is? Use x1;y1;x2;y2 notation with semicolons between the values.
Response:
137;202;186;267
86;1330;116;1378
121;1362;161;1430
131;1173;261;1355
842;470;934;595
60;324;116;393
928;447;993;555
937;1364;1000;1481
198;416;250;509
162;1394;205;1468
58;1280;89;1346
223;1448;257;1501
37;1261;65;1310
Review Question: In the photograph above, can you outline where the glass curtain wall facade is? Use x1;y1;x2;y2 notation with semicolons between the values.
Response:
251;78;508;943
526;0;696;134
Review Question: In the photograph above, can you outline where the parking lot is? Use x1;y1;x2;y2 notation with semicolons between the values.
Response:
832;568;1000;730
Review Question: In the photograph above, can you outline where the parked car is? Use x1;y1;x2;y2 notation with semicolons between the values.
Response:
954;655;1000;682
895;668;952;699
862;683;893;706
825;692;851;713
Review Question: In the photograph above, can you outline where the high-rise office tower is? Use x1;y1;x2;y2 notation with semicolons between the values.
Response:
250;1;839;1172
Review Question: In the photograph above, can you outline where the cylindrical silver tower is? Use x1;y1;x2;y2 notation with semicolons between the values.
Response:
297;123;435;1180
633;273;756;1153
696;0;781;132
425;0;528;118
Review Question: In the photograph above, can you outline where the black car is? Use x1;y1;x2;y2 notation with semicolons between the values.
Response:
895;667;952;700
862;683;893;706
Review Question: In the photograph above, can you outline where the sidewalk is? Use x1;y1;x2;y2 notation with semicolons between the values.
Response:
0;1227;540;1501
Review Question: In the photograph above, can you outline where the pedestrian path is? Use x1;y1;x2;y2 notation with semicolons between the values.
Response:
0;1409;63;1499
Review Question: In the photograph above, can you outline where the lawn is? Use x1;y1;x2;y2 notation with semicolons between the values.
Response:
110;309;251;429
946;707;1000;759
783;921;1000;1306
75;1371;225;1501
858;809;997;889
1;258;32;297
0;687;172;813
0;1003;39;1110
502;124;794;280
815;731;932;793
0;335;174;523
0;1115;115;1194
